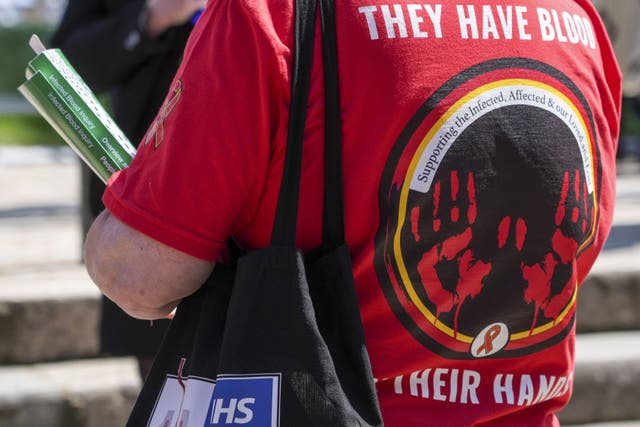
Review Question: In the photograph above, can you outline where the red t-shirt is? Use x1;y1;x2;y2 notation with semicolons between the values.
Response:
104;0;621;425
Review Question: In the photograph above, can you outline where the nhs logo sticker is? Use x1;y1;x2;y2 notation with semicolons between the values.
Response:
205;374;281;427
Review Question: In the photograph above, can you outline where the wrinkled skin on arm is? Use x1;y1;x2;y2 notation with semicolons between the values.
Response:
84;210;215;320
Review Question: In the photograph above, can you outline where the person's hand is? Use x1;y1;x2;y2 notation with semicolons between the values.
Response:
145;0;207;38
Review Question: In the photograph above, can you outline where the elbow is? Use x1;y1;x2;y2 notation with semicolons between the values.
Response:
85;256;173;320
83;210;196;320
88;269;175;320
84;224;172;320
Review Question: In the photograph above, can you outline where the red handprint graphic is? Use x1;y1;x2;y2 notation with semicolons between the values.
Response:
515;170;589;334
414;171;491;338
375;78;600;358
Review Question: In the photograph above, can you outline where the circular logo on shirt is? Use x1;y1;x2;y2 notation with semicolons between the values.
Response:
374;58;601;359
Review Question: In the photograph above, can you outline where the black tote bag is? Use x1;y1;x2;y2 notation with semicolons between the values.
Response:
125;0;383;425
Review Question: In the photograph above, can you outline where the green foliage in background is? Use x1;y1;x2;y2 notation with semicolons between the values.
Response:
0;24;54;94
0;25;58;146
0;114;62;146
0;25;115;146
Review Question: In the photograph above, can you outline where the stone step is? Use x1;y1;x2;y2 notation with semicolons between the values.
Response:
1;247;639;364
0;149;79;206
0;265;100;364
577;261;640;333
579;159;640;330
0;215;81;268
0;333;637;427
559;331;640;425
0;247;639;364
0;357;141;427
0;154;81;270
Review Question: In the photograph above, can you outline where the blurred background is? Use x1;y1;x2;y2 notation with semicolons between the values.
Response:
0;1;639;426
0;0;64;147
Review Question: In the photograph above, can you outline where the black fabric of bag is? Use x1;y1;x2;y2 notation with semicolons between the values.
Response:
125;0;383;425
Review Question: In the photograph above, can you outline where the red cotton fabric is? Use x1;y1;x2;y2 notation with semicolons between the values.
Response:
103;0;621;425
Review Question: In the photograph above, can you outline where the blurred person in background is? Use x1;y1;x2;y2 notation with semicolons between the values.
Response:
593;0;640;158
50;0;205;378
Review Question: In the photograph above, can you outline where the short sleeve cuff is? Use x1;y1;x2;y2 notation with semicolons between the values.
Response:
103;183;226;262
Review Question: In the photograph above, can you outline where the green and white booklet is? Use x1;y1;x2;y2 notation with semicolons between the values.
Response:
18;35;137;183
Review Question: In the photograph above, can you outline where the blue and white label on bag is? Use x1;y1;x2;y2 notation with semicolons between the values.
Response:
205;374;281;427
147;375;216;427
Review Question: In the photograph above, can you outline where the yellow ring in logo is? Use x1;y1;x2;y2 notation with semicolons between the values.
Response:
391;78;597;343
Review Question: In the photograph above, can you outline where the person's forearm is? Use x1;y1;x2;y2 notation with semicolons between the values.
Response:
85;210;214;320
84;211;182;320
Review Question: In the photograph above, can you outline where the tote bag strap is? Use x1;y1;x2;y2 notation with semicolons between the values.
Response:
271;0;318;247
318;0;345;251
271;0;346;251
